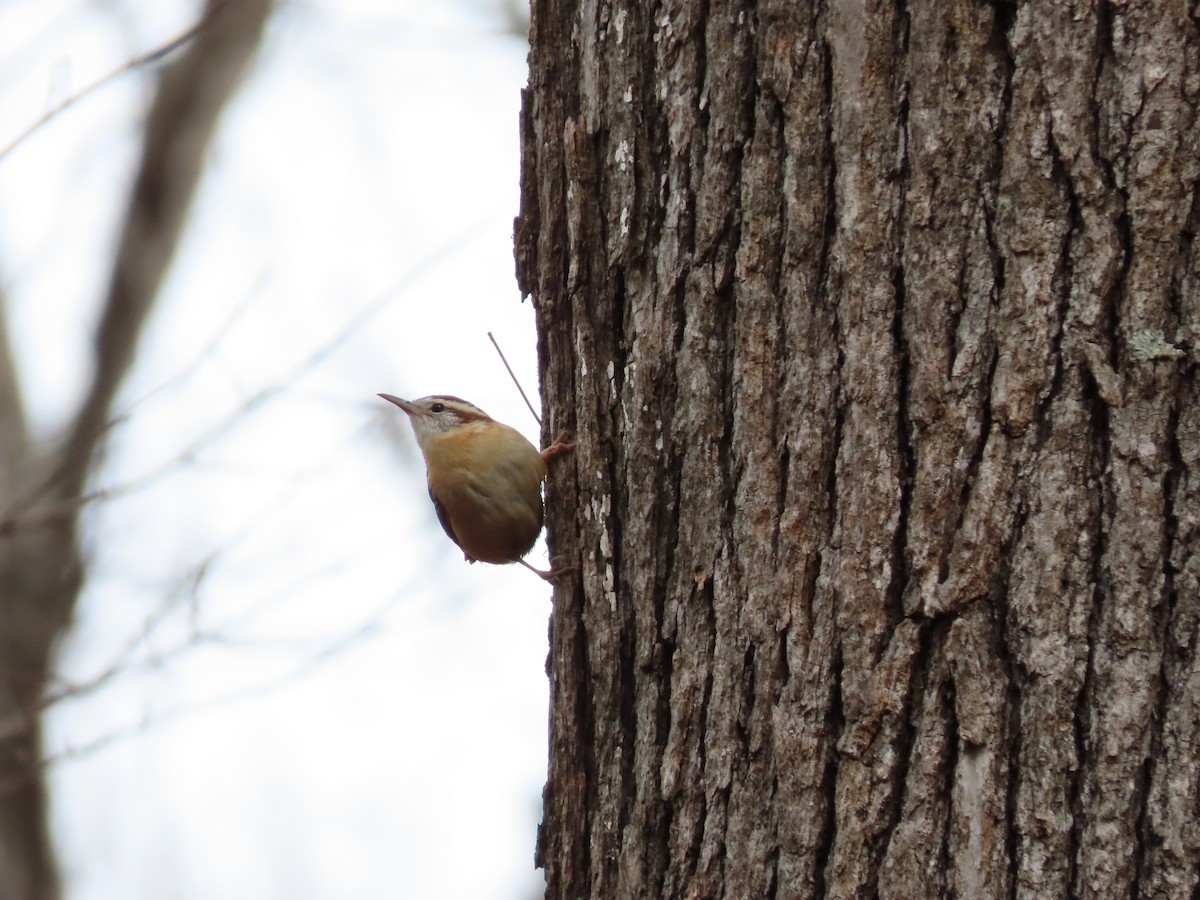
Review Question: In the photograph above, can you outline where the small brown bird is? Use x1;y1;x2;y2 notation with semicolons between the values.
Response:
378;393;573;578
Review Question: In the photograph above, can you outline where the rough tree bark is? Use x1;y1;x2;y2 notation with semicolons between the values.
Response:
0;3;273;896
517;0;1199;897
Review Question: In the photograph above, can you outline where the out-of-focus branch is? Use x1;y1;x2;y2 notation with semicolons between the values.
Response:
0;297;30;496
0;1;237;166
0;3;276;896
0;581;409;799
55;0;275;503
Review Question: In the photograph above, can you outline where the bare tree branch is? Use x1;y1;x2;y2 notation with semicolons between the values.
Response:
0;2;276;895
0;1;236;166
0;296;31;499
54;0;275;503
1;211;497;529
0;576;417;801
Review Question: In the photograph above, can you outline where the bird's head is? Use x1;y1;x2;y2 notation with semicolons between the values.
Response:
378;394;492;448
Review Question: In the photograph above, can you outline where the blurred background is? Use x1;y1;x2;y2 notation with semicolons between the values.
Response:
0;1;550;897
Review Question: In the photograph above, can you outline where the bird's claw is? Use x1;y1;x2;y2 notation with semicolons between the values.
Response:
541;432;576;465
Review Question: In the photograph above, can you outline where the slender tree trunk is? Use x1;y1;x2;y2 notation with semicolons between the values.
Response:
0;4;273;896
517;0;1199;897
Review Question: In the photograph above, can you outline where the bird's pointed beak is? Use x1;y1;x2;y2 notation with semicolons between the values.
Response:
378;393;419;416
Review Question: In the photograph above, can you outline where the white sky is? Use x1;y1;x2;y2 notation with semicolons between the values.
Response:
1;2;551;898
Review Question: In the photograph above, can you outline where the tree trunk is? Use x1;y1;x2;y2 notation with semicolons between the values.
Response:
0;3;273;896
517;0;1199;897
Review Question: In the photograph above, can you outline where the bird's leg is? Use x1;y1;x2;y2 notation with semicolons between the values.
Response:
518;557;576;582
531;436;574;582
541;432;575;465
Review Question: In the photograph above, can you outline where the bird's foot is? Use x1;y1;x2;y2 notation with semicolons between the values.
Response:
540;433;575;465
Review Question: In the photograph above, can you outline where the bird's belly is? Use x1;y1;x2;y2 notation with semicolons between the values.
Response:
425;425;547;565
434;469;543;564
453;510;541;564
446;487;543;563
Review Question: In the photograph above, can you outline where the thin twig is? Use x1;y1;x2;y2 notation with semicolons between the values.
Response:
2;214;498;523
115;269;268;420
487;331;540;425
0;577;417;799
0;414;407;745
0;0;234;165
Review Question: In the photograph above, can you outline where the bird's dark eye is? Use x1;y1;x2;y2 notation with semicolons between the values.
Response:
430;402;445;413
